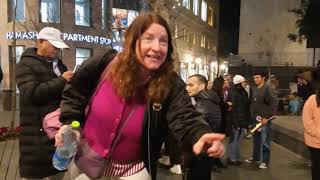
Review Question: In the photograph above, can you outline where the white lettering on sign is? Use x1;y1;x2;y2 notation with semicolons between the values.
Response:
5;31;112;45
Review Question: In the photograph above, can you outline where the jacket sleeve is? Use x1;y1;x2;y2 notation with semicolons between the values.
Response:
166;76;212;149
231;89;240;128
302;95;320;139
195;100;220;132
267;86;279;115
16;62;66;105
60;49;118;124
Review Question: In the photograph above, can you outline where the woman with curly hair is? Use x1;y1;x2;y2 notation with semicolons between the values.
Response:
55;13;225;180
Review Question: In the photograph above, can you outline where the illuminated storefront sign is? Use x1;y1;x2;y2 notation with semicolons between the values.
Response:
5;31;112;45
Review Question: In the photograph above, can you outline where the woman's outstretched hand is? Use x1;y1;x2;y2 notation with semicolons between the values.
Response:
193;133;225;157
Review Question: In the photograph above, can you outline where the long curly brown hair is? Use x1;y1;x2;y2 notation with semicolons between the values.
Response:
106;13;175;103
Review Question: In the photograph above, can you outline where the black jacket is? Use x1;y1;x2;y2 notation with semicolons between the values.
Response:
0;64;3;82
16;48;68;178
59;49;212;180
194;90;221;132
230;85;251;128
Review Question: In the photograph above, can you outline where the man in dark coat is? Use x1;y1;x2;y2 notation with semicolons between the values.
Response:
185;74;222;180
16;27;73;179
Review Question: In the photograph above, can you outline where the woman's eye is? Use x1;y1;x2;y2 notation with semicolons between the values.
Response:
142;36;153;41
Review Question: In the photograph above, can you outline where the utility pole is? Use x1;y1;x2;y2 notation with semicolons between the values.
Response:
10;0;18;130
216;0;220;77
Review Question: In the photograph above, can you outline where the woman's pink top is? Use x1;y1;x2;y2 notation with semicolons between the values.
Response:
83;79;146;161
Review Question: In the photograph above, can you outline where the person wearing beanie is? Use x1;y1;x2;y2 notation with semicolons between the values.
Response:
227;75;251;165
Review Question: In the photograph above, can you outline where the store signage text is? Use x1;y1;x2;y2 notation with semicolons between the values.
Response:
6;31;112;45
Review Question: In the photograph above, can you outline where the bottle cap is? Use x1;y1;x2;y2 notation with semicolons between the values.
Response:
71;121;80;129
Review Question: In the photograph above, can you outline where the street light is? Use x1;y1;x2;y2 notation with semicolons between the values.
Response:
185;54;193;63
195;57;202;64
220;64;226;70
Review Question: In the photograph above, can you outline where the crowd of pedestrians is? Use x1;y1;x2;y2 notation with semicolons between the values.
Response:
158;71;278;179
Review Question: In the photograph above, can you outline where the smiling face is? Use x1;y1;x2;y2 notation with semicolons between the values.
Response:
135;23;168;72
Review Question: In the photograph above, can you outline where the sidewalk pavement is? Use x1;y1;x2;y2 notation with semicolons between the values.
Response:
0;96;20;128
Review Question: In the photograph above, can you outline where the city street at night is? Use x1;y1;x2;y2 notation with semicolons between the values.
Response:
1;0;320;179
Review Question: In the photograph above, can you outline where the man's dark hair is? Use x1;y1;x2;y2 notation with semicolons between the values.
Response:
188;74;208;89
253;71;267;78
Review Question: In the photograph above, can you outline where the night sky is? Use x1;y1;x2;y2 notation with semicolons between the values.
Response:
218;0;241;57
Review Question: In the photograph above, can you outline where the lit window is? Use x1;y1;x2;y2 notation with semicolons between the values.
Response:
201;35;206;48
201;0;207;22
193;34;196;45
9;45;24;63
8;0;25;22
208;7;213;26
183;0;190;9
174;23;178;38
193;0;199;15
76;48;91;65
75;0;91;26
183;29;187;41
102;0;107;29
187;32;190;42
40;0;60;23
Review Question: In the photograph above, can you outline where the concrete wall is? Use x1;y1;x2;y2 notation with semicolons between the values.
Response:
238;0;308;66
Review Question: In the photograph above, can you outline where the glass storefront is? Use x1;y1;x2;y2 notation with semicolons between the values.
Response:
179;54;219;82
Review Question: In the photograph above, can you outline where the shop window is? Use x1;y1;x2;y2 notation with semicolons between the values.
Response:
40;0;60;23
174;23;178;39
9;45;25;63
208;7;213;27
183;0;190;9
180;62;188;82
183;29;188;41
102;0;108;29
201;35;206;48
75;0;91;26
193;0;199;15
76;48;91;65
8;0;25;22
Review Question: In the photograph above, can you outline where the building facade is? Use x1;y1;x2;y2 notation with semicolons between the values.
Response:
155;0;220;81
0;0;219;108
237;0;308;66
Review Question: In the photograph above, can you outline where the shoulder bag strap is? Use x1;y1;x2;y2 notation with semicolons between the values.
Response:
108;105;136;158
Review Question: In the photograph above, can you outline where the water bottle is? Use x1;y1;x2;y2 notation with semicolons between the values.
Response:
52;121;80;170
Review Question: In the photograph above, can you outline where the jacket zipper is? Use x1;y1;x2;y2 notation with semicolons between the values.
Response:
147;99;152;178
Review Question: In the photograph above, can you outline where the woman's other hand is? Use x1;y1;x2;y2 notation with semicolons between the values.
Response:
54;125;80;147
